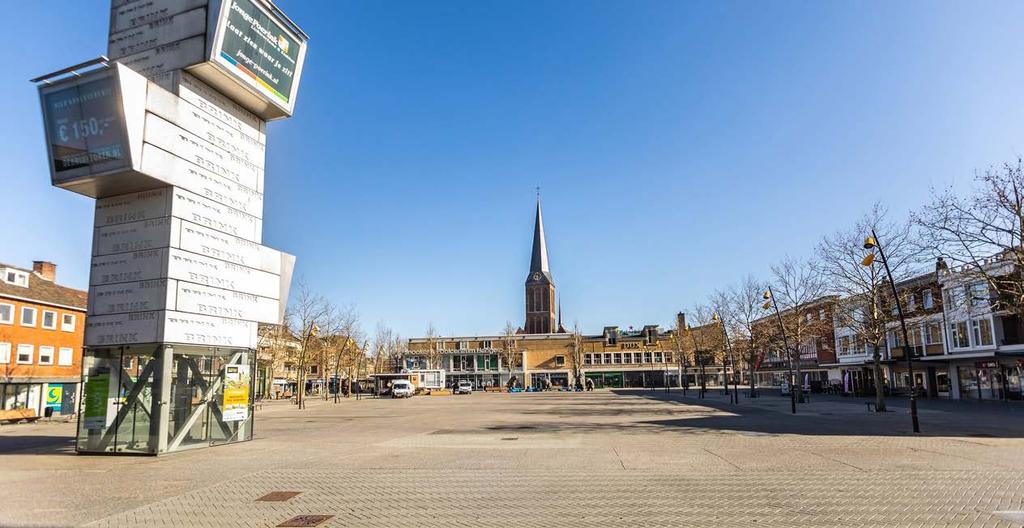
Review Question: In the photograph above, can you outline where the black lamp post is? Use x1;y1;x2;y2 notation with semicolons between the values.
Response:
863;230;921;433
763;287;797;414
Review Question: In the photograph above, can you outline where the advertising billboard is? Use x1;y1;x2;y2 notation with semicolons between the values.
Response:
203;0;307;119
40;70;130;180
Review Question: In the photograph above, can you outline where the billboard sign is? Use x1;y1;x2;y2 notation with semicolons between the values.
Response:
222;364;251;422
40;70;130;180
208;0;307;118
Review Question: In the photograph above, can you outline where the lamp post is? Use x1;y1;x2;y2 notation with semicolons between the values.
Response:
712;313;733;404
763;287;797;414
863;230;921;433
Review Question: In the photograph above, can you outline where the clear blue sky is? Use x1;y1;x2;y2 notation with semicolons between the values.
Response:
5;1;1024;338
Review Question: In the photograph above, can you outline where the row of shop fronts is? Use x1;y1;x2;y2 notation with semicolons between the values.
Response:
756;355;1024;402
0;380;78;416
442;368;731;391
834;358;1023;401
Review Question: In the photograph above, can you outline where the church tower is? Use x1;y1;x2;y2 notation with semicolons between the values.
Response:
525;197;556;334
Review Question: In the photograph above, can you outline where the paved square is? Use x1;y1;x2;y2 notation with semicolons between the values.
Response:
2;390;1023;527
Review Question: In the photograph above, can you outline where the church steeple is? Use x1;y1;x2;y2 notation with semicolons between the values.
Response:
525;195;556;334
529;196;553;284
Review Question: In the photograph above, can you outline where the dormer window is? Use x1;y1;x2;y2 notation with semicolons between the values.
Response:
644;326;657;345
604;327;618;346
2;269;28;287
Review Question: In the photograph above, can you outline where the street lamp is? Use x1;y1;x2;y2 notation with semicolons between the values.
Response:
863;231;921;433
763;288;797;414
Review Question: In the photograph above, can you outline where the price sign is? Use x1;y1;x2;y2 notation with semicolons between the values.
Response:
41;72;128;177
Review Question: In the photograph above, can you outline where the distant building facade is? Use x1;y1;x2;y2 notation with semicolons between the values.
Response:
0;261;86;417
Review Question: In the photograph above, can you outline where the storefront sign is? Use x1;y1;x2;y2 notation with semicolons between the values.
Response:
46;385;63;410
222;364;251;422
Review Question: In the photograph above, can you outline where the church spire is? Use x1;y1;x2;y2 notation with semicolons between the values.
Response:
529;195;552;281
525;194;556;334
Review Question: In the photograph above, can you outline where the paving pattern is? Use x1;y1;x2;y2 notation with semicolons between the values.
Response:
2;390;1023;527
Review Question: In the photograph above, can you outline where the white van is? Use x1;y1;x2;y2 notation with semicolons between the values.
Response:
391;380;414;398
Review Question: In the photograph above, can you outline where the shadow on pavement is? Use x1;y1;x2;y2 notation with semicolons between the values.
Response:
0;433;76;455
475;389;1024;439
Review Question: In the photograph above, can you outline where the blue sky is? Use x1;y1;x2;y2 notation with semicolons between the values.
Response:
5;1;1024;338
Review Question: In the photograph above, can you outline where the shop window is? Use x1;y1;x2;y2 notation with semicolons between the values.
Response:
16;344;32;364
0;342;10;363
42;310;57;330
0;303;13;324
20;307;36;327
38;346;54;365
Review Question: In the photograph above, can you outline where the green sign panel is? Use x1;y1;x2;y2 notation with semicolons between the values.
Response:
83;372;111;430
41;73;127;175
216;0;301;106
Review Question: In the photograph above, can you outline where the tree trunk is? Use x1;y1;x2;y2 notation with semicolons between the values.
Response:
871;345;887;412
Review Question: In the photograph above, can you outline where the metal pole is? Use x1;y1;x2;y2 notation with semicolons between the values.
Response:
872;229;921;433
768;286;797;414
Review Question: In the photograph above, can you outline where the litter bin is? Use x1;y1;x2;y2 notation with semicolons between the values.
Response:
44;407;54;419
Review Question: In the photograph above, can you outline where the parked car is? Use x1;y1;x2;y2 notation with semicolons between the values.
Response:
454;380;473;395
391;380;414;398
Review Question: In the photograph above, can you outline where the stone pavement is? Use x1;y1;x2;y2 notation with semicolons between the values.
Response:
2;390;1023;527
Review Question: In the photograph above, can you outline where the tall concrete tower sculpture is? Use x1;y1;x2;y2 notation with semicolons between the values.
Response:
33;0;308;455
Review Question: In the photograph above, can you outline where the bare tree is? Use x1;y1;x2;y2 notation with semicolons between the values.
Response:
568;322;585;390
770;256;828;403
423;323;443;370
289;280;331;410
500;321;521;388
817;203;918;411
915;159;1024;316
325;305;361;403
687;305;718;397
726;276;768;397
670;314;690;391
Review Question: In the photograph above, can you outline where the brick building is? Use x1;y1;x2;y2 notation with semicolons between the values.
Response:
0;261;87;417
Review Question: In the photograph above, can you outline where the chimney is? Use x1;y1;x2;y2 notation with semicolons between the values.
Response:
33;261;56;281
676;312;686;330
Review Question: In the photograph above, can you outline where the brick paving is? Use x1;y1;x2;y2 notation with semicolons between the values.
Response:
2;390;1023;527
